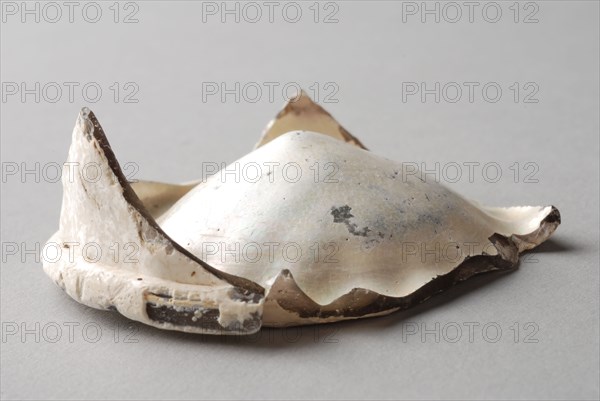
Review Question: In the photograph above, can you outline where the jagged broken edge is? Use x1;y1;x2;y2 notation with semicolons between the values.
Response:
255;90;368;150
82;109;264;294
58;108;266;334
263;207;561;326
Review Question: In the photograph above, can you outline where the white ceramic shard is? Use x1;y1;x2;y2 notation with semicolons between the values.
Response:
43;93;560;334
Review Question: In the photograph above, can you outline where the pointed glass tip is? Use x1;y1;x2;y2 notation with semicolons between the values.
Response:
77;107;94;139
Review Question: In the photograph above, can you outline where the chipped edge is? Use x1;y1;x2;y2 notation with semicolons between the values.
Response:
263;206;561;326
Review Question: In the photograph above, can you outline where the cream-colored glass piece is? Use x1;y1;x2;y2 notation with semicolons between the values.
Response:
43;95;560;334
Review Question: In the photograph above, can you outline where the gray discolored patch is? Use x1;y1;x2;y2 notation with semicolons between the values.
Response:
330;205;371;237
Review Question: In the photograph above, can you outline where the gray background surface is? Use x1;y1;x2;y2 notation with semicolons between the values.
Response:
1;1;599;400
